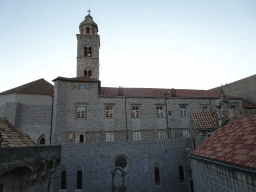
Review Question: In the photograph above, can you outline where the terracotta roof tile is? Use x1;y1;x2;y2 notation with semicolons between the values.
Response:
99;87;238;99
0;118;36;148
242;100;256;109
191;115;256;169
191;109;256;130
0;79;53;96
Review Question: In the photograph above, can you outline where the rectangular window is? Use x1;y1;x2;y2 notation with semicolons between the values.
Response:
78;84;87;90
202;106;208;112
106;133;114;142
183;130;190;138
168;111;172;116
76;134;85;143
77;106;85;119
180;106;187;117
159;131;165;139
156;106;164;117
133;132;140;140
132;106;139;118
106;106;113;118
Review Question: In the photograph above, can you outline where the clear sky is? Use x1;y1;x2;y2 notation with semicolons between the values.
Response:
0;0;256;93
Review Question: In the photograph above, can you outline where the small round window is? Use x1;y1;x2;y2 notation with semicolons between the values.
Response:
115;157;127;169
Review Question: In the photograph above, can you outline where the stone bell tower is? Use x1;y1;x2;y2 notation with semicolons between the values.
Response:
76;10;100;79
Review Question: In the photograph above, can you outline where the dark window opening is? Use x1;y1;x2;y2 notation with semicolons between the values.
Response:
179;165;184;182
88;47;92;57
81;28;83;34
168;111;172;116
88;70;92;77
86;27;90;34
193;139;196;149
84;47;87;57
79;135;84;143
84;70;87;77
115;157;127;169
77;169;82;189
190;180;194;192
154;166;160;185
39;137;45;145
61;170;66;189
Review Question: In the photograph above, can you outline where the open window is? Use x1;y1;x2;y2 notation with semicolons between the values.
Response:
88;70;92;77
154;164;160;185
179;164;185;182
60;167;66;189
88;47;92;57
39;135;45;145
86;27;90;34
76;166;82;189
84;47;87;57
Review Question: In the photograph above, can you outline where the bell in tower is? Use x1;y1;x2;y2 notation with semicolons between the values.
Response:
76;10;100;79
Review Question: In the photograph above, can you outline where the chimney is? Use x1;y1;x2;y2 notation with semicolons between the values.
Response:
171;88;177;97
118;86;123;96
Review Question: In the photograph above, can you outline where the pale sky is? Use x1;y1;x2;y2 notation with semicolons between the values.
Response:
1;0;256;93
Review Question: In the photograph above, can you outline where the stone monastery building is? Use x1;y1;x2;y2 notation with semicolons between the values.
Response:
1;11;256;192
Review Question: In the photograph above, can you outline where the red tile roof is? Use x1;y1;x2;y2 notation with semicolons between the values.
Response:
0;79;53;96
52;76;100;82
191;110;256;130
100;87;238;98
242;100;256;109
0;118;36;148
191;115;256;169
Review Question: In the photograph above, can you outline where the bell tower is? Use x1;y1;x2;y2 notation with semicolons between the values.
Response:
76;10;100;79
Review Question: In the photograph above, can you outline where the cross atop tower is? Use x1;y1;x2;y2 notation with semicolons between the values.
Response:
87;9;91;15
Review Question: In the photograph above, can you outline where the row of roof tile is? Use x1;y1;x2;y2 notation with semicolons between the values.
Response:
0;118;36;148
191;109;256;130
191;115;256;169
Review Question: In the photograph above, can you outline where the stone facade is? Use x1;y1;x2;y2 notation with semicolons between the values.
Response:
210;74;256;105
52;79;243;145
190;157;256;192
0;93;53;144
54;139;191;192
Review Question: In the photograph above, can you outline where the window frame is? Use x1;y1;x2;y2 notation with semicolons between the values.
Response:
131;105;140;119
106;133;114;142
78;84;87;90
180;105;187;117
156;106;164;117
76;166;83;189
76;134;85;143
183;130;190;138
133;132;141;140
76;106;86;119
38;135;46;145
105;106;114;119
154;164;161;186
60;166;67;189
159;131;165;139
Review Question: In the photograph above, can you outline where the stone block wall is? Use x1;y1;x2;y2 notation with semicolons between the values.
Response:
210;74;256;105
0;94;53;144
18;104;52;144
54;139;191;192
190;157;256;192
53;80;244;145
